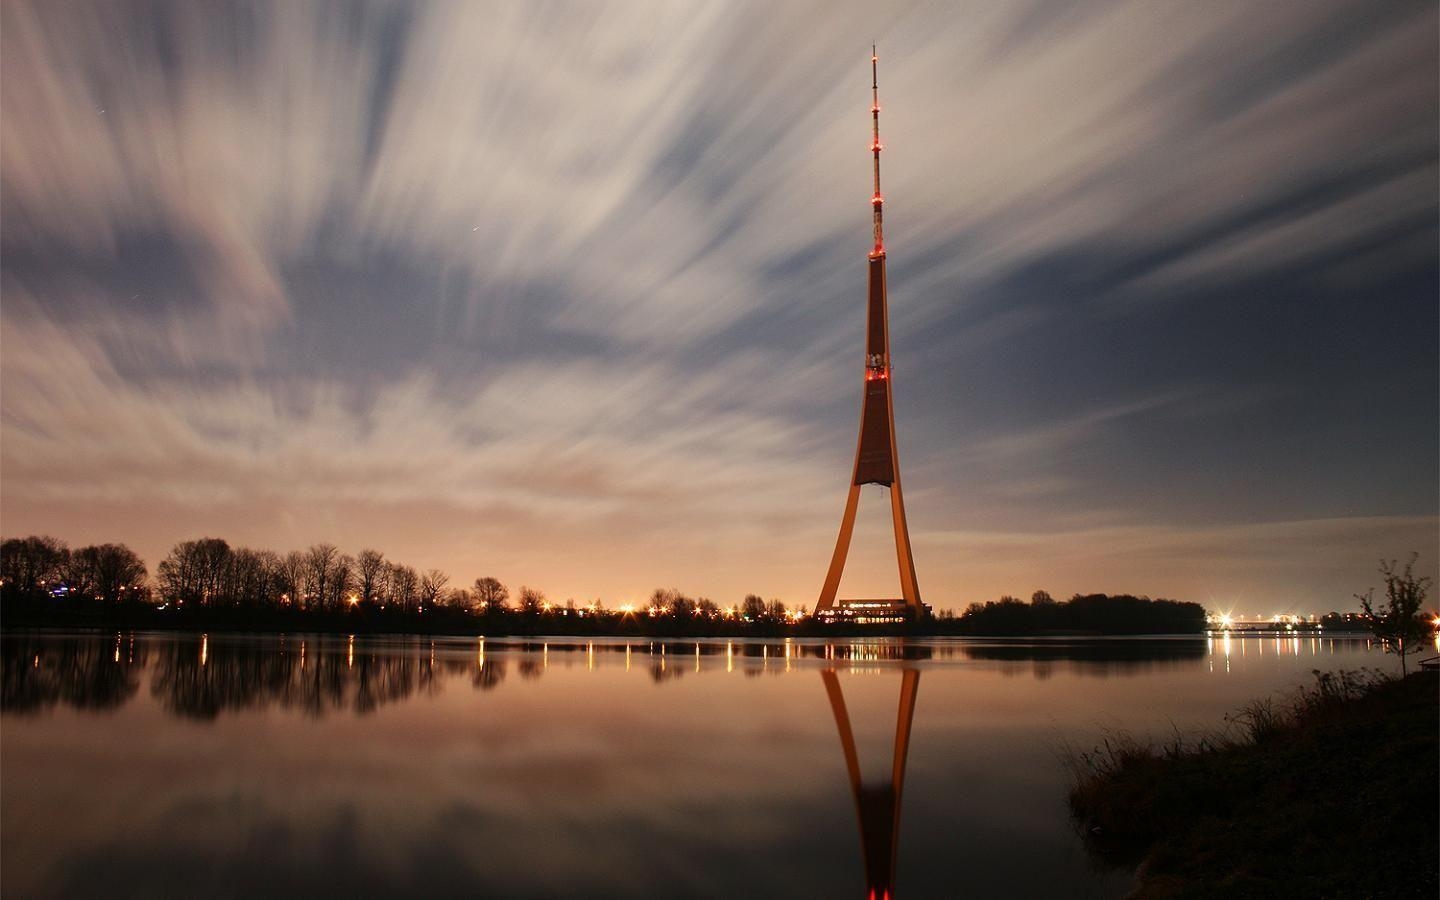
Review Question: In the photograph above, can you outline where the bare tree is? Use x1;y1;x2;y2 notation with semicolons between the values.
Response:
227;548;279;608
1;535;69;600
387;563;419;613
330;554;356;609
277;551;306;608
444;587;475;611
741;594;766;621
650;587;681;614
419;569;450;611
356;549;386;605
157;538;231;607
473;576;509;612
61;547;100;600
518;585;546;615
304;544;339;611
75;544;148;604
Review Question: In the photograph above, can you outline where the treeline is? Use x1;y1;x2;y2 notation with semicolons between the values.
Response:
6;534;1235;637
149;538;455;614
0;536;149;604
1;534;801;635
940;591;1208;635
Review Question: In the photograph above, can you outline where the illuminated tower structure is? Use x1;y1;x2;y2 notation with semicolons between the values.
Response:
816;47;924;623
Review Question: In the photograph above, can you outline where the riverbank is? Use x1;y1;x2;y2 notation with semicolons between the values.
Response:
0;602;915;638
1067;668;1438;899
0;599;1211;639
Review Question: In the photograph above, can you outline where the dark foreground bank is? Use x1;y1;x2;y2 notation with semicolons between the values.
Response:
1067;669;1439;899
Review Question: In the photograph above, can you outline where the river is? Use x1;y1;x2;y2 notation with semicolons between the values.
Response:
0;630;1389;898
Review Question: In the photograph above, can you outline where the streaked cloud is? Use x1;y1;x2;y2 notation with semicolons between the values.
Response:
2;0;1435;610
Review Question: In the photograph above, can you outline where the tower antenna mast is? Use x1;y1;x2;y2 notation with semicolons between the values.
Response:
870;43;885;258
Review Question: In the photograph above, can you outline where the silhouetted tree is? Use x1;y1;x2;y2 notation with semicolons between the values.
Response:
277;550;306;607
651;588;692;616
1;535;69;601
1320;611;1370;632
741;594;766;621
473;576;508;612
59;547;100;600
518;585;545;615
356;549;386;605
157;538;231;607
227;548;278;608
303;543;339;610
1357;554;1433;677
331;554;356;608
444;587;474;610
959;593;1204;635
386;562;419;613
419;569;450;611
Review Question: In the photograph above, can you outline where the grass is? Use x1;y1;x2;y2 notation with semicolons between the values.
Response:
1063;669;1438;899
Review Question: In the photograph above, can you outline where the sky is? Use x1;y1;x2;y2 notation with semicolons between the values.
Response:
2;0;1436;614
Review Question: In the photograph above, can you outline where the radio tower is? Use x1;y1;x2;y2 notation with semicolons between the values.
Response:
815;46;924;622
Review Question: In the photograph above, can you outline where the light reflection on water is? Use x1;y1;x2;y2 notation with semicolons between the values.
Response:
1;631;1385;898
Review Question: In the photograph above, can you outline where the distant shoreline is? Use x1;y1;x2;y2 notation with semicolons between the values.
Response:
0;605;1370;641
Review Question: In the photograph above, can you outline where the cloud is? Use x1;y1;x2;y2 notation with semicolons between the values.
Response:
918;515;1440;610
1;0;1435;609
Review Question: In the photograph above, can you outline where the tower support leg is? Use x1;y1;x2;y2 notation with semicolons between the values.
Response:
817;483;863;611
890;481;922;609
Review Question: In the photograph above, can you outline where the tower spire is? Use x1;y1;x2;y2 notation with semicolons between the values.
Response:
870;44;885;258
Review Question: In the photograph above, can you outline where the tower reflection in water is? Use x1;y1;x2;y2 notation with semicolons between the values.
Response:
822;666;920;900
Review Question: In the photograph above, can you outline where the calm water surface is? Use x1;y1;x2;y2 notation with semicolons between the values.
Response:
1;630;1388;898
